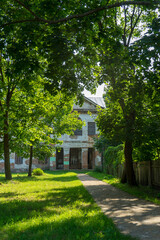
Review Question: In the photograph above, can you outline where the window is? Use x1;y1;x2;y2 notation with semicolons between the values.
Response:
74;128;82;136
88;122;96;135
74;117;82;135
15;154;23;164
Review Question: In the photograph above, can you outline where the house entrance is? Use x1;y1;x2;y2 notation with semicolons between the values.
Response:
56;148;64;169
69;148;81;169
88;148;94;169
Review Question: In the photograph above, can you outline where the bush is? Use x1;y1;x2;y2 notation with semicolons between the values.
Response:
104;144;124;168
104;144;124;176
32;168;44;176
94;166;102;173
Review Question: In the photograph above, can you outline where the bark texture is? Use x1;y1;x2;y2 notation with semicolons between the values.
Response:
124;139;137;186
28;145;33;177
4;112;12;180
121;166;127;183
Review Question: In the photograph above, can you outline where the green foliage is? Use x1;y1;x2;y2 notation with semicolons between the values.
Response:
93;135;120;153
32;168;44;176
130;17;160;161
1;0;159;182
104;144;124;169
94;166;103;173
95;9;160;187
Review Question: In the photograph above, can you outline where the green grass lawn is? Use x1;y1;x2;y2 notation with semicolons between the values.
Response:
0;171;136;240
87;171;160;205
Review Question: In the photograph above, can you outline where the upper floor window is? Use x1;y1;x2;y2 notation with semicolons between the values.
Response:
15;154;23;164
88;122;96;135
74;128;82;136
74;117;82;135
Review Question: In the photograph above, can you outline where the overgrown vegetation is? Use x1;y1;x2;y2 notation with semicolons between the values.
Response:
32;168;44;176
87;172;160;205
104;144;124;170
0;171;135;240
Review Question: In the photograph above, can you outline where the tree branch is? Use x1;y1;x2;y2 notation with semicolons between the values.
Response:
0;55;4;83
6;86;16;107
1;1;160;27
123;5;128;46
14;0;42;20
127;7;143;46
130;5;136;30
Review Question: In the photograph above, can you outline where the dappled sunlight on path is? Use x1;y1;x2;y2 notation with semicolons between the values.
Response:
78;174;160;240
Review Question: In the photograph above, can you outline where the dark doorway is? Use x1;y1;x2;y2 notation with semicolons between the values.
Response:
88;148;94;169
69;148;81;169
56;148;64;169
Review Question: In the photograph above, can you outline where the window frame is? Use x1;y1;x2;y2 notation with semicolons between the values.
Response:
15;154;23;164
88;122;96;135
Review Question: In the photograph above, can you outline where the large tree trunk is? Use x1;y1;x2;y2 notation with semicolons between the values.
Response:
4;112;12;180
124;139;137;186
121;165;127;183
28;145;33;177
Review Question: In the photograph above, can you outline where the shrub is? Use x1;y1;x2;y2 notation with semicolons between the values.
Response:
104;144;124;168
104;144;124;176
94;166;102;173
32;168;44;176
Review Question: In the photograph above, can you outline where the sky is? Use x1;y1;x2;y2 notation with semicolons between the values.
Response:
83;83;105;97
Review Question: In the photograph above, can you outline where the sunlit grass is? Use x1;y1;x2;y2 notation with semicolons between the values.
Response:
0;171;135;240
87;171;160;205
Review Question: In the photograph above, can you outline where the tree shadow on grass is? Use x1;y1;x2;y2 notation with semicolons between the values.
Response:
0;171;92;184
0;173;79;184
0;185;94;227
1;208;135;240
16;175;79;183
0;192;18;198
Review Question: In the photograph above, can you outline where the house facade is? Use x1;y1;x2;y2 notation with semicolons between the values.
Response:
0;97;104;172
50;96;104;170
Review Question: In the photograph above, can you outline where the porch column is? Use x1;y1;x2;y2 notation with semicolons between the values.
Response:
64;148;70;170
82;148;88;169
50;151;56;170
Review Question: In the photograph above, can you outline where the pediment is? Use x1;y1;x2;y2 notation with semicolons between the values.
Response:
73;97;100;111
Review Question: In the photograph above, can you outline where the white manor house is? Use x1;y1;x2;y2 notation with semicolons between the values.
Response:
0;96;105;172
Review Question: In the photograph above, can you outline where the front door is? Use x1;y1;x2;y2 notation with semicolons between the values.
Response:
69;148;81;169
56;148;64;169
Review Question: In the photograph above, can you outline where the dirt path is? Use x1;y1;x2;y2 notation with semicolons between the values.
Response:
77;174;160;240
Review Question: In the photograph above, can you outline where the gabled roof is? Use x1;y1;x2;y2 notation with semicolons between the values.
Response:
84;96;105;108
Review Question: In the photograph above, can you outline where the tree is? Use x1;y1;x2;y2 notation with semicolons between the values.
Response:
94;5;159;185
0;44;42;180
2;76;83;178
1;1;159;182
0;2;92;179
130;17;160;162
1;1;159;27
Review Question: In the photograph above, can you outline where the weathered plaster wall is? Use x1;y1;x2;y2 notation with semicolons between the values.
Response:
0;153;50;173
58;112;98;147
53;106;102;169
0;98;102;172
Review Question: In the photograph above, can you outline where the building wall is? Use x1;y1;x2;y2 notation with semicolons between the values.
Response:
0;152;50;173
51;105;102;170
0;98;102;172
